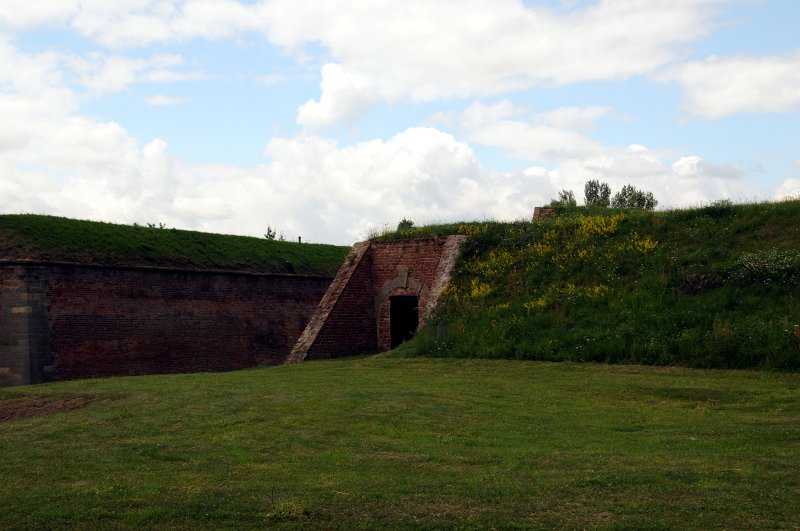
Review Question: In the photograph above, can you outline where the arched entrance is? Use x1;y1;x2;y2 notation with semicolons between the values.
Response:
390;295;419;348
374;267;430;350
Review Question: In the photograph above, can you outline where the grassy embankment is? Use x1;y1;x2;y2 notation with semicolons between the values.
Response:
0;356;798;529
385;199;800;370
0;214;348;276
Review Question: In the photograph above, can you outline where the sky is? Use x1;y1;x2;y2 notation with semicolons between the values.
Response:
0;0;798;245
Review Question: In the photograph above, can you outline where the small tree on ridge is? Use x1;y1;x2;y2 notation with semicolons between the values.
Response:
584;179;611;207
611;184;657;210
549;189;577;209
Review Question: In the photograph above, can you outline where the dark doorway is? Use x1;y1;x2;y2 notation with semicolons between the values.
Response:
390;295;419;348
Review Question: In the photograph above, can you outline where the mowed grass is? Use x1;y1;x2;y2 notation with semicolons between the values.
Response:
0;357;798;529
0;214;348;276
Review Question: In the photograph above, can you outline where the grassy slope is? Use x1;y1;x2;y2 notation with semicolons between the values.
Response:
388;200;800;370
0;357;797;529
0;214;349;276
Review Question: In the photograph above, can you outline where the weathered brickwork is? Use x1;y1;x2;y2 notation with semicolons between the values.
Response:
290;236;465;362
288;242;376;362
0;262;330;386
532;207;557;223
370;239;448;350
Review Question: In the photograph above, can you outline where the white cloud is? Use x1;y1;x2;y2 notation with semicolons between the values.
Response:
66;53;203;95
0;0;79;29
475;121;605;162
71;0;261;48
274;0;728;125
672;156;743;180
173;195;232;220
0;15;782;246
533;106;610;132
5;1;727;127
773;179;800;201
249;127;556;242
665;50;800;118
446;100;755;208
145;94;186;106
145;68;206;83
140;138;173;199
0;38;177;223
459;100;529;131
296;63;389;130
172;0;261;40
0;40;546;239
256;73;285;87
456;101;605;161
264;1;724;88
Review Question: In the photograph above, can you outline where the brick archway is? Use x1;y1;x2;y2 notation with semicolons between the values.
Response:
374;267;429;350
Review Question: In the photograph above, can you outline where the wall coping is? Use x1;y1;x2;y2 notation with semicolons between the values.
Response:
368;236;452;245
0;259;333;280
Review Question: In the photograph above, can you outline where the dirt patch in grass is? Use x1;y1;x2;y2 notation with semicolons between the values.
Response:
0;396;94;422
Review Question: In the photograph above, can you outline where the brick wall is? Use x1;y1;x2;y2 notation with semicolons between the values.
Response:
0;262;331;385
370;239;449;350
304;244;377;359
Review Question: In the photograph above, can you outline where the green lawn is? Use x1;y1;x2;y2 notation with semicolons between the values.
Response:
0;214;348;276
0;357;798;529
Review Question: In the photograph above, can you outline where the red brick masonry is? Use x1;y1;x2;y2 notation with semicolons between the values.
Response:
287;235;465;363
0;262;331;386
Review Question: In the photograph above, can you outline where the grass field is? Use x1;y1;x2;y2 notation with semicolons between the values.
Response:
1;356;797;529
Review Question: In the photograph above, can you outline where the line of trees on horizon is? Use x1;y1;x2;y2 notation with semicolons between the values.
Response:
550;180;658;211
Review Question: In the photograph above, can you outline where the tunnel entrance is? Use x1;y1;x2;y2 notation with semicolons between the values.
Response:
390;295;419;348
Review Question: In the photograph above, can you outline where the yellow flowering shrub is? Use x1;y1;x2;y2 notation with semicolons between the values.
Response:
523;297;549;312
618;232;658;254
575;214;625;239
470;278;492;299
441;283;461;305
586;284;609;298
534;229;559;257
470;248;518;279
534;215;624;271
